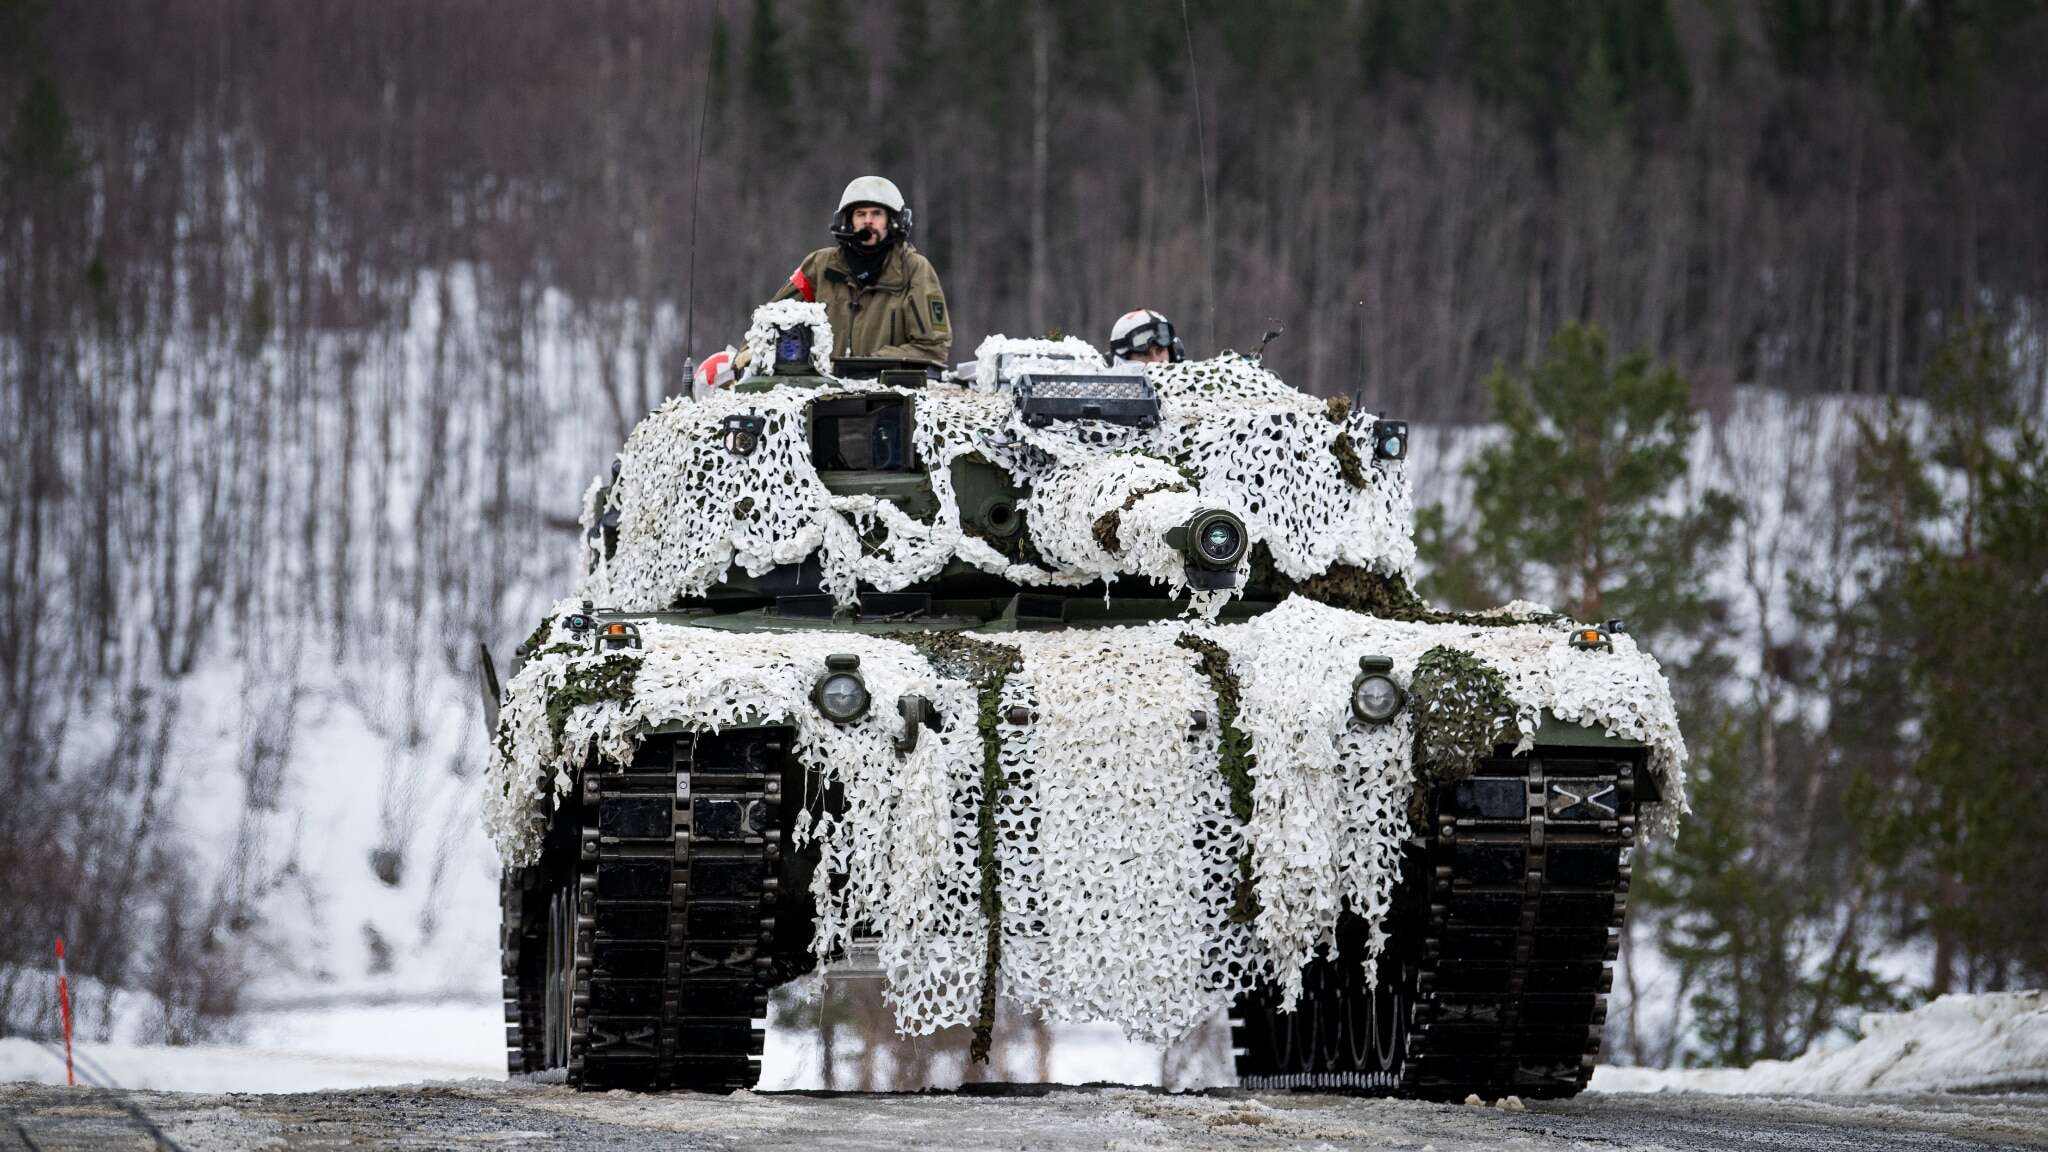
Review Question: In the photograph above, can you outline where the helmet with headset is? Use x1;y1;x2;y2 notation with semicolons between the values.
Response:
830;175;913;246
1109;309;1186;363
692;346;738;399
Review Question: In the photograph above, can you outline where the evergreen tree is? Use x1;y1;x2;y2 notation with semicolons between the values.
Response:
1850;322;2048;992
4;72;76;190
1462;324;1733;638
1413;503;1497;612
745;0;793;137
1641;700;1902;1066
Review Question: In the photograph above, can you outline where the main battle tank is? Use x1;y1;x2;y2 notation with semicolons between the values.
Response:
481;301;1687;1098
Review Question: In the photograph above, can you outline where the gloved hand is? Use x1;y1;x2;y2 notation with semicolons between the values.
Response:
731;346;753;371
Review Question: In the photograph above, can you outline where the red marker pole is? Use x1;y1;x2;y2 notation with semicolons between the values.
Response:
55;938;74;1087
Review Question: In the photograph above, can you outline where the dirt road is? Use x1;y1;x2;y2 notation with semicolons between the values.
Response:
4;1080;2046;1151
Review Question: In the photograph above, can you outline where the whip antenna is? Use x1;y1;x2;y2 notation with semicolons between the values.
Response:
683;3;717;368
1252;321;1284;363
1181;0;1216;350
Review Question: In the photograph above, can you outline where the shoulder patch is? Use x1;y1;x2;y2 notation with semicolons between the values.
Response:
929;297;948;328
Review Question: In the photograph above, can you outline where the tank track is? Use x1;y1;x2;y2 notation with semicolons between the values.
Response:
1234;740;1639;1099
1397;741;1636;1099
565;727;787;1091
501;865;546;1076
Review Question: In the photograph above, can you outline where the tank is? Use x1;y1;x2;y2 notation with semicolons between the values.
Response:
481;301;1687;1098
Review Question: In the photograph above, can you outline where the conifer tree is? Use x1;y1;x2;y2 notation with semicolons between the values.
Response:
1462;324;1732;638
1849;322;2048;993
745;0;792;138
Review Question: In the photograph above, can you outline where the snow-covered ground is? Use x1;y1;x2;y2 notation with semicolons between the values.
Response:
0;1002;504;1093
5;991;2042;1098
1591;991;2048;1095
0;997;1198;1094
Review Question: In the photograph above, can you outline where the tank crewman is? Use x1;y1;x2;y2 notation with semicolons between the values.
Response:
691;345;738;400
749;175;952;367
1108;308;1186;365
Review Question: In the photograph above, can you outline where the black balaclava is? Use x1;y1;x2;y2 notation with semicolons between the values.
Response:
836;206;898;285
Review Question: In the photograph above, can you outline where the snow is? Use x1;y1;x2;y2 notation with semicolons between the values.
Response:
178;645;503;1008
0;998;1197;1095
1592;991;2048;1095
0;1003;504;1093
9;990;2039;1098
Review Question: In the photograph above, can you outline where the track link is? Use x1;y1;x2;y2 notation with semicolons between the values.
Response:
568;727;787;1091
1397;742;1637;1099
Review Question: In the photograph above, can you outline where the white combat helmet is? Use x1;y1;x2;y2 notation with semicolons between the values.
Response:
832;175;912;241
1109;308;1186;362
838;175;906;214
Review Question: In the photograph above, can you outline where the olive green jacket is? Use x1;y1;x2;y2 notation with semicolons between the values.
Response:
771;242;952;364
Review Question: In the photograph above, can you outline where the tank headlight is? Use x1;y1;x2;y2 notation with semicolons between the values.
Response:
813;653;870;723
1350;655;1405;724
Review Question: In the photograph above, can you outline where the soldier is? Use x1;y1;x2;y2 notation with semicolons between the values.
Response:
757;175;952;366
691;345;738;400
1108;308;1186;365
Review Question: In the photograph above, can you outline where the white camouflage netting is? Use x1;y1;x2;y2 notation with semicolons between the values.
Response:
487;596;1687;1044
496;307;1687;1045
971;333;1109;389
742;299;835;378
579;310;1412;615
1150;358;1416;579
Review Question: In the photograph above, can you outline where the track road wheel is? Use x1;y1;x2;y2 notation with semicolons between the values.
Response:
1231;888;1419;1093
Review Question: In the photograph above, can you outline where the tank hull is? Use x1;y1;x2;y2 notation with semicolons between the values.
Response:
503;698;1646;1098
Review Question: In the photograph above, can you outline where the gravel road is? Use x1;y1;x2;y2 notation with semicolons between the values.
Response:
4;1080;2045;1151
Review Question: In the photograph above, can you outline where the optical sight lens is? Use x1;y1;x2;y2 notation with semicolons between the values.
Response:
1201;522;1239;561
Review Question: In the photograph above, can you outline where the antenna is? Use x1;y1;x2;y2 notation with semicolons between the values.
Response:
683;2;717;370
1252;320;1285;363
1181;0;1216;351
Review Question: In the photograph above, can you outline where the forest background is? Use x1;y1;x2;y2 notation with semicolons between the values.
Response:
3;0;2046;1075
